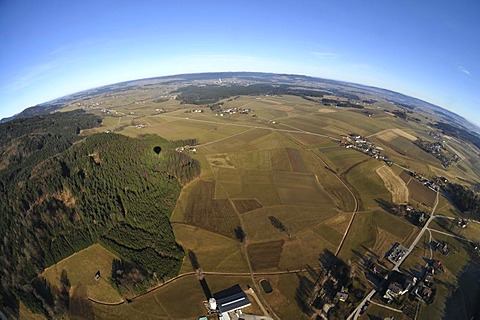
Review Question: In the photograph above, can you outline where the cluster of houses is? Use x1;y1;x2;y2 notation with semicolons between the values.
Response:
428;130;444;141
185;109;204;113
388;203;430;227
414;138;460;168
215;107;251;116
382;271;416;302
432;240;450;255
135;123;147;129
381;264;438;305
411;259;442;304
340;133;393;166
386;243;409;264
406;171;441;191
175;145;197;153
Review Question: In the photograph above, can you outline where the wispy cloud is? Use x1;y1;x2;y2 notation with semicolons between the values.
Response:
457;64;471;76
311;51;340;58
4;61;60;92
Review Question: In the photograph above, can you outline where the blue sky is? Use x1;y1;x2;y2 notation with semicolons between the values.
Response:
1;0;479;125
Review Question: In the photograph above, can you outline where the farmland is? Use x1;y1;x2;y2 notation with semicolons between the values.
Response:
375;165;409;204
12;74;480;320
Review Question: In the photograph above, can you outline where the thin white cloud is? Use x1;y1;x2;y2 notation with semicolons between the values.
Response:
457;64;471;76
311;51;340;58
4;61;59;92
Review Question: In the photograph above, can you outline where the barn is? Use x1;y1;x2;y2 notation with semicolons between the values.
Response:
212;284;251;320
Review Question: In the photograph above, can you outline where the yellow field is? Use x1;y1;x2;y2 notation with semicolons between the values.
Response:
375;165;409;204
375;128;417;142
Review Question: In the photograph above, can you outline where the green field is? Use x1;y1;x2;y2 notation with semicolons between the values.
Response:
42;244;123;304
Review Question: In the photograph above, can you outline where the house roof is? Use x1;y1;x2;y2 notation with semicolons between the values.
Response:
213;284;251;313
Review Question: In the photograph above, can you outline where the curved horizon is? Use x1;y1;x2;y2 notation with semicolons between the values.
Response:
1;1;479;125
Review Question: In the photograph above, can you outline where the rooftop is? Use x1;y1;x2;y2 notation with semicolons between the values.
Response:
213;284;251;314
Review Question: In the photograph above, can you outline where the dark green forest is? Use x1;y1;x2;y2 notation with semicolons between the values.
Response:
0;111;200;318
447;183;480;220
173;84;329;105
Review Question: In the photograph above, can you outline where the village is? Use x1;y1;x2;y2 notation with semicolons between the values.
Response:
340;133;394;166
414;137;460;168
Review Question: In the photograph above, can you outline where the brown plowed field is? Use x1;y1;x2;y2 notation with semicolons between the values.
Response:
232;199;263;214
183;180;240;238
248;240;284;270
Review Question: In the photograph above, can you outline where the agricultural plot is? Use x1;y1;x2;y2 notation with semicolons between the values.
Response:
206;153;236;169
308;221;344;248
42;244;123;304
285;147;309;172
262;273;311;320
338;212;377;262
231;199;263;214
374;128;417;142
273;171;333;207
344;159;391;210
320;111;394;136
375;165;409;204
270;148;292;171
319;146;368;173
407;179;437;207
376;135;438;166
183;180;240;239
248;240;284;270
338;209;414;264
174;224;249;273
92;274;206;320
229;149;274;170
399;169;412;183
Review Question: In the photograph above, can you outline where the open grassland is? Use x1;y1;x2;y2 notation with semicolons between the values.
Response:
273;171;334;207
92;274;256;320
339;210;415;262
259;273;310;320
174;224;249;273
375;165;409;204
42;244;123;304
434;195;461;218
18;302;48;320
241;205;339;243
319;146;368;174
344;159;390;210
359;303;404;320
